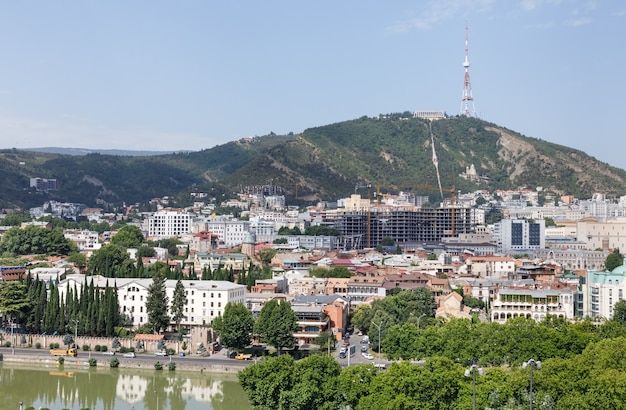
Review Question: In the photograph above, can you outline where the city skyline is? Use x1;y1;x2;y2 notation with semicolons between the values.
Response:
0;1;623;168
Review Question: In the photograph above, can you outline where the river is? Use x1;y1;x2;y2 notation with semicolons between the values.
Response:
0;362;252;410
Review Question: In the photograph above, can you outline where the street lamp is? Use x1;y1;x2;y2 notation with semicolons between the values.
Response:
522;359;541;410
372;321;383;356
465;364;484;410
73;319;79;349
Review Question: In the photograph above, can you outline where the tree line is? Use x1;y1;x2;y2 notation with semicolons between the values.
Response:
0;275;122;337
240;334;626;410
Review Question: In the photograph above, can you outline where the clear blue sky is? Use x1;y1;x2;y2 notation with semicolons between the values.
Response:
0;1;623;168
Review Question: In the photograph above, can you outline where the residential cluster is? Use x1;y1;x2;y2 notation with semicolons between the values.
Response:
3;185;626;348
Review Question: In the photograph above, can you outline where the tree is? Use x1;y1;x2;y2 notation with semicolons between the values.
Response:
239;355;295;409
254;299;298;353
258;248;277;265
613;300;626;324
110;224;144;248
0;282;32;327
214;302;254;351
351;304;373;335
137;245;156;259
87;244;134;277
66;252;87;273
605;250;623;272
170;280;186;336
146;273;170;334
279;355;342;410
112;337;121;351
63;334;74;348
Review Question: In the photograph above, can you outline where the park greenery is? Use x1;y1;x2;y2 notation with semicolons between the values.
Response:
240;314;626;410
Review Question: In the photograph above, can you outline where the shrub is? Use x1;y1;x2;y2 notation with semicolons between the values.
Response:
167;362;176;371
4;341;11;348
57;357;65;365
166;348;175;356
94;345;101;352
110;358;120;368
154;361;163;370
100;345;108;352
119;346;128;354
35;342;42;349
88;358;97;367
82;344;90;351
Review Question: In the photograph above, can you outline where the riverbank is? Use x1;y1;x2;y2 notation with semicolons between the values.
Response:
0;349;249;374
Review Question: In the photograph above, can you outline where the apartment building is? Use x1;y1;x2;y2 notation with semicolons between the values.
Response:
63;229;101;251
200;220;250;247
329;207;474;250
493;218;545;253
584;259;626;319
146;209;192;239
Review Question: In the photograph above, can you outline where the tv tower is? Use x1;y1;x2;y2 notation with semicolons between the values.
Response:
460;25;476;117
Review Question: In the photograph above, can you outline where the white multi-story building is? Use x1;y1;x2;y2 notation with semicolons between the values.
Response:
145;209;192;239
57;275;246;328
63;229;102;251
584;260;626;319
201;220;250;247
493;218;545;253
491;287;576;323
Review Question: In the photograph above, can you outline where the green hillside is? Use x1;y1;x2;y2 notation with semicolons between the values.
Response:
2;114;625;209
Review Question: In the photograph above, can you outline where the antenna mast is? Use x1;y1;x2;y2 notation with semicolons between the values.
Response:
460;25;476;117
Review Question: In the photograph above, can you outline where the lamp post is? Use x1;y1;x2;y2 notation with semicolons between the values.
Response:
372;321;383;357
465;364;483;410
10;318;14;354
522;359;541;410
73;319;79;350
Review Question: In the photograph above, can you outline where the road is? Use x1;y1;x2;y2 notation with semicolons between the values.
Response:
0;346;254;370
335;332;391;369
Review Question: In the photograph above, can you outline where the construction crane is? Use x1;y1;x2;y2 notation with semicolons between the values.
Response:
354;183;373;248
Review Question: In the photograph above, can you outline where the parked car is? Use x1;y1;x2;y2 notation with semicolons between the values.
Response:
362;352;374;360
102;351;115;356
339;346;347;354
361;336;369;344
361;346;368;353
357;331;363;336
339;351;346;359
154;351;167;356
123;352;136;358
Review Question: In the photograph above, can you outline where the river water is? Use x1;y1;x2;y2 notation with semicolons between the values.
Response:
0;363;252;410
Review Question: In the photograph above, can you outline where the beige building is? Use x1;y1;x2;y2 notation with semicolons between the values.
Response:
436;292;472;320
576;218;626;251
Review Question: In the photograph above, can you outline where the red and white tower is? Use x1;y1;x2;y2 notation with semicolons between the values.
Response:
460;25;476;117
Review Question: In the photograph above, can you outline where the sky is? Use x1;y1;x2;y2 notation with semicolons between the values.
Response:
0;1;624;168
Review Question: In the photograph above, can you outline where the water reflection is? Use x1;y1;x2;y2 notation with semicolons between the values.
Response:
0;363;251;410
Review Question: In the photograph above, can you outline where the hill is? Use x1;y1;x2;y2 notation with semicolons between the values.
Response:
2;114;625;209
